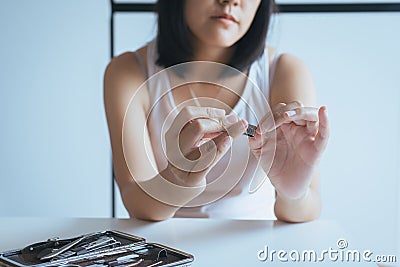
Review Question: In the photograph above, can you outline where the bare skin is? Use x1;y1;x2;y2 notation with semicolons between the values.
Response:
104;0;329;222
104;50;247;220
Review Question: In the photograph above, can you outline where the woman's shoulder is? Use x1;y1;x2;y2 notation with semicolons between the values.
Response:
265;45;308;73
104;45;150;110
104;45;150;90
265;46;316;106
105;45;148;81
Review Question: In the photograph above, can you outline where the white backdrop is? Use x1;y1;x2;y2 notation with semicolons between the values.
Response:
113;11;400;255
0;0;112;217
269;12;400;257
0;0;398;258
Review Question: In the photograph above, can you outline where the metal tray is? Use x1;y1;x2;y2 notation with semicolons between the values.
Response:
0;230;193;267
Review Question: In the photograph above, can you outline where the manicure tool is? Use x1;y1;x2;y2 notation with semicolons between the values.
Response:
76;237;120;256
147;261;163;267
244;124;257;137
106;254;140;266
40;232;102;261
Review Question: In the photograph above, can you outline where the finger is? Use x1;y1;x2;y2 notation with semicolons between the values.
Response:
186;135;232;181
222;113;239;127
293;120;307;126
212;135;233;164
190;134;232;173
195;119;247;172
273;101;304;124
283;107;319;122
257;111;293;134
272;102;287;110
314;106;329;151
306;120;319;136
184;119;247;172
179;118;226;154
256;102;303;135
201;132;223;141
248;132;263;150
199;120;247;155
256;112;275;134
249;125;277;151
225;119;248;137
256;103;285;134
273;100;303;122
171;106;226;136
285;100;303;110
180;114;239;152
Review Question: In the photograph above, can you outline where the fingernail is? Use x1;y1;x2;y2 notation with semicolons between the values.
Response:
225;114;238;124
285;110;296;117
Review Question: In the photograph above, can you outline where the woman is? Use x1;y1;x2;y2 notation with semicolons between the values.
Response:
104;0;329;222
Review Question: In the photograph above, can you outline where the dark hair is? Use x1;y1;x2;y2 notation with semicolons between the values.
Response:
156;0;277;72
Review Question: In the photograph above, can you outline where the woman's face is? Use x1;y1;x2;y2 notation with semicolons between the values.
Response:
185;0;262;48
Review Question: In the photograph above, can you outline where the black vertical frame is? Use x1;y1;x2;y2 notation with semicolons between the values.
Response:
110;0;115;218
109;0;400;217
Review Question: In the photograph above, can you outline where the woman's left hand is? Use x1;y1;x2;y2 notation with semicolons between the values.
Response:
248;101;329;199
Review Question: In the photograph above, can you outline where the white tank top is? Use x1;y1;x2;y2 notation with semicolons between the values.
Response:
135;40;280;219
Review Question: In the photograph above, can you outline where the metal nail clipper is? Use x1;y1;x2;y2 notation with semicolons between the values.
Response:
244;124;257;137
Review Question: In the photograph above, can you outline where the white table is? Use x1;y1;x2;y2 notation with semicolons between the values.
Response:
0;218;396;266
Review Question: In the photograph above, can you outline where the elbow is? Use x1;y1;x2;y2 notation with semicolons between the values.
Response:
276;211;321;223
122;190;176;222
129;209;174;222
274;203;321;223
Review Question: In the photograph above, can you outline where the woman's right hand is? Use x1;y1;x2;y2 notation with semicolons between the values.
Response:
164;106;248;187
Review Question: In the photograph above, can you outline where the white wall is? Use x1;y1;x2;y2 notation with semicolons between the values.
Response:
0;0;112;217
268;12;400;255
113;10;400;254
113;12;158;218
0;1;398;255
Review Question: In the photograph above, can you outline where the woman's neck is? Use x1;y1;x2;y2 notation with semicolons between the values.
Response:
192;40;235;64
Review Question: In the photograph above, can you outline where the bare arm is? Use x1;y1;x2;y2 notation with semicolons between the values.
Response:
269;53;328;222
104;52;247;221
104;52;188;220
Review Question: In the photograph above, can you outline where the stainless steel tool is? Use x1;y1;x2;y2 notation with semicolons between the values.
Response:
40;232;102;261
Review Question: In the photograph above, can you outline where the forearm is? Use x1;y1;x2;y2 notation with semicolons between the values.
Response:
120;168;205;221
274;187;321;223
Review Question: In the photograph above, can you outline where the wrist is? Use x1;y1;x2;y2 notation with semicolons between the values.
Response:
163;164;186;186
135;167;205;208
276;186;311;203
164;163;206;188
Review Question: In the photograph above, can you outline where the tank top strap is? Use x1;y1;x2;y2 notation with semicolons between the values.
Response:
251;49;271;102
146;39;161;77
133;51;148;80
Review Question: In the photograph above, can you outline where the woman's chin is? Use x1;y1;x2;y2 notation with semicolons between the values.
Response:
205;37;239;48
